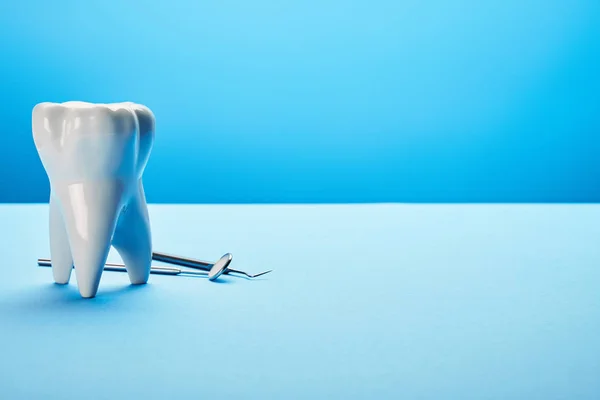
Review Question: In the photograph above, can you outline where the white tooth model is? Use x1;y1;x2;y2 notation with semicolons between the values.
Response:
32;101;155;298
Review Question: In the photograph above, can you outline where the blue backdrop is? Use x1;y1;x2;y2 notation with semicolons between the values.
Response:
0;0;599;203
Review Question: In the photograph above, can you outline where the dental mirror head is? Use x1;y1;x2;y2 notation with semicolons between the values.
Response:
208;253;233;281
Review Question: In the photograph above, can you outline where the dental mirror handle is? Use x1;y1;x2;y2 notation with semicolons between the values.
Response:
152;252;213;270
104;265;181;275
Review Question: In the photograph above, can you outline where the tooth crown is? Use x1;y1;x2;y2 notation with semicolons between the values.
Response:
32;101;149;183
32;101;155;298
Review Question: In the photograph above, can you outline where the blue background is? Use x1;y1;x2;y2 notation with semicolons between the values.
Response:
1;0;599;203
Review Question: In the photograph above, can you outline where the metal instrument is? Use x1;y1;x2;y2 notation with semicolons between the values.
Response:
37;257;228;281
152;252;272;279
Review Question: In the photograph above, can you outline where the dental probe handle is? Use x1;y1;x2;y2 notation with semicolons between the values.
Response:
38;258;188;276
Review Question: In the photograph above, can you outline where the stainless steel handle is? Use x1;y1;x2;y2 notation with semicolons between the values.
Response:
38;259;190;277
152;252;213;271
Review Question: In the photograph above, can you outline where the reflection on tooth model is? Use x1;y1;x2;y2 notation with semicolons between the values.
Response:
32;101;155;298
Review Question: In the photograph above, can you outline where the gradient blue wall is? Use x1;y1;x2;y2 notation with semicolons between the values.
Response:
1;0;599;203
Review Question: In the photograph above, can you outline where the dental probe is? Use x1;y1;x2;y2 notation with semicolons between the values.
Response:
37;258;228;281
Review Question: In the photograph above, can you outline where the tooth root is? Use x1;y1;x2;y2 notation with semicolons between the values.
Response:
56;180;126;298
112;181;152;285
49;193;73;284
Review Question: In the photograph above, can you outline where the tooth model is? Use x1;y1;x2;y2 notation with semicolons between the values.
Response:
32;101;155;298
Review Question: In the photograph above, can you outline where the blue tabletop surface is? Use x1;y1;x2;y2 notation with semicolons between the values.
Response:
1;204;599;399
